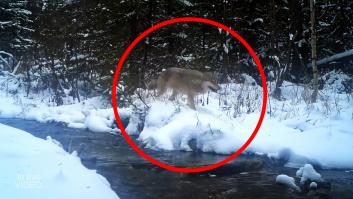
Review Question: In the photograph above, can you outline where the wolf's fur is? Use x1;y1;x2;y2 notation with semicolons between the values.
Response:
148;67;220;110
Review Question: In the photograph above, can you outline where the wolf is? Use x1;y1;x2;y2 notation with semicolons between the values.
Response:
148;67;220;110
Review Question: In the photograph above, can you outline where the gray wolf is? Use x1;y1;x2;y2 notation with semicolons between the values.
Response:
148;67;220;110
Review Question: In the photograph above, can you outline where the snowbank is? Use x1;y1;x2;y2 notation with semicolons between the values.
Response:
0;123;119;199
139;101;245;153
0;94;130;133
133;72;353;169
0;71;130;133
275;174;300;191
136;92;353;169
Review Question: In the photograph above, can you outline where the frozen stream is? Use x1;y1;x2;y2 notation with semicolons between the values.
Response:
1;118;352;199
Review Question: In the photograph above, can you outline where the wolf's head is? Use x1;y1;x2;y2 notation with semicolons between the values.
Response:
202;81;221;92
202;72;220;92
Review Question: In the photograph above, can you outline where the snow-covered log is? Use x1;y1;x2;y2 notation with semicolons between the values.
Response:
0;51;14;58
307;49;353;67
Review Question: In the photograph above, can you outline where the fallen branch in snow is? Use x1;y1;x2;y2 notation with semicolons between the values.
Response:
307;49;353;67
11;58;22;75
0;51;13;58
0;55;11;70
0;51;17;71
136;91;150;109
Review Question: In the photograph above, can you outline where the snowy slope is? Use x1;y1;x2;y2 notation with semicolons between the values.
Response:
0;123;119;199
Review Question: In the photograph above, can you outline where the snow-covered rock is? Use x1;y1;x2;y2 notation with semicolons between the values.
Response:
84;110;113;133
310;182;318;189
275;174;301;191
296;164;322;184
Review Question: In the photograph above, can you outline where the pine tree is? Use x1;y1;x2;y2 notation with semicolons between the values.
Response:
0;0;34;71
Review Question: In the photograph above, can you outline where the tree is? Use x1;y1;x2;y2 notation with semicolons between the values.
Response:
0;0;34;71
310;0;318;102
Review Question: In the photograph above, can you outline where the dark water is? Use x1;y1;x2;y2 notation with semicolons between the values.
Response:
1;118;352;199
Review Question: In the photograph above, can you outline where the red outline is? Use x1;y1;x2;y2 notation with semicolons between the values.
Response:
112;17;268;173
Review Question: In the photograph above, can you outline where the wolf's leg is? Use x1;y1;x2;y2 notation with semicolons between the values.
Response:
157;80;167;97
169;90;177;101
187;93;196;110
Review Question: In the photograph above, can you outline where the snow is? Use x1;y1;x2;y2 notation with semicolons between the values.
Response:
289;33;294;41
67;122;86;129
253;18;264;23
1;70;353;169
84;110;114;133
322;70;352;92
139;101;242;152
176;54;194;62
0;72;127;133
70;54;88;61
140;99;353;167
129;71;353;169
0;93;126;133
0;21;12;26
176;32;187;39
223;43;229;54
178;0;193;6
275;174;300;191
0;51;14;58
0;123;119;199
307;48;353;67
296;164;322;184
310;182;318;189
0;96;22;117
7;8;32;15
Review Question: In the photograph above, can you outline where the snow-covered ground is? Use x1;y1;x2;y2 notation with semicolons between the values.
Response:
0;123;119;199
0;71;131;133
1;70;353;169
131;71;353;169
0;93;125;133
0;70;132;133
137;99;353;169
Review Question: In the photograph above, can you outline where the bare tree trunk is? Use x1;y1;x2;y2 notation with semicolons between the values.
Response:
25;62;31;97
270;0;284;100
310;0;318;102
